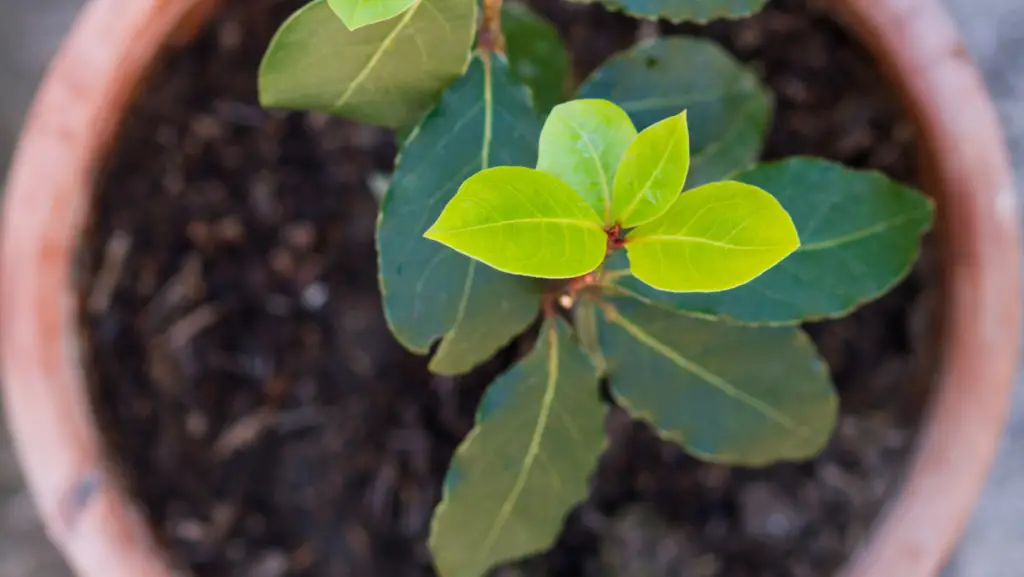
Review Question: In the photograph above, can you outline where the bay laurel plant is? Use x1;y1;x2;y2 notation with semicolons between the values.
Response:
258;0;935;575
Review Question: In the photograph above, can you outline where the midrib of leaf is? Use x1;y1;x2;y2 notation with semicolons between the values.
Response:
568;118;613;223
628;235;791;251
334;0;423;109
605;305;807;436
481;55;494;171
438;217;604;235
477;323;560;564
798;209;931;252
436;54;494;356
617;124;681;222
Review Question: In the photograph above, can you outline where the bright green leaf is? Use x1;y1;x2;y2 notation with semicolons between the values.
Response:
598;298;837;464
425;166;608;278
626;181;800;293
430;317;606;577
567;0;767;23
259;0;476;128
328;0;418;30
578;37;769;188
607;158;935;324
502;1;570;116
537;99;638;224
378;55;543;376
612;110;690;228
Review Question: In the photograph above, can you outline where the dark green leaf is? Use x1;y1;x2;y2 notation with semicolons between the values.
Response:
598;298;836;464
259;0;476;128
611;110;690;228
425;166;607;278
378;55;543;375
537;99;638;224
328;0;417;30
502;1;570;116
578;37;769;188
625;181;800;293
608;158;935;324
574;297;605;373
430;318;606;577
567;0;767;22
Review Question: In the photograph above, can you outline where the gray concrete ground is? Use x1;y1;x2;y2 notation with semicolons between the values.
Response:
1;2;82;573
0;1;1021;576
938;3;1024;576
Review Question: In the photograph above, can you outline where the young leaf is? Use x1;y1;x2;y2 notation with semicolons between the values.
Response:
378;55;543;376
259;0;476;128
598;298;837;465
537;99;638;224
626;181;800;293
611;110;690;228
430;317;605;577
425;166;608;278
567;0;767;23
502;1;570;116
606;159;935;324
328;0;418;30
578;37;769;188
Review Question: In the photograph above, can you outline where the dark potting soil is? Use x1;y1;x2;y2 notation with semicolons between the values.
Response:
79;0;939;575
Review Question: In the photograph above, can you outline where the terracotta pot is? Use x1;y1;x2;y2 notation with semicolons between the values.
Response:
1;0;1018;576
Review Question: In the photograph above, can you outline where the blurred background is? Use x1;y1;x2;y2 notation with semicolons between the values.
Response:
1;0;1022;576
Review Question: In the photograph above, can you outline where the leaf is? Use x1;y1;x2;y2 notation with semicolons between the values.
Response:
625;181;800;293
574;297;605;373
425;166;608;278
611;110;690;228
607;158;935;324
567;0;767;23
430;317;605;577
578;37;769;188
598;298;836;465
378;55;544;376
328;0;418;30
259;0;476;128
537;99;638;224
502;1;570;116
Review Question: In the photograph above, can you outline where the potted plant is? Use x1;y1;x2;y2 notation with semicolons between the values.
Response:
1;0;1018;576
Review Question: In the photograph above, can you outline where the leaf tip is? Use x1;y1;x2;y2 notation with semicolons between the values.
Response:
422;224;443;243
326;0;364;30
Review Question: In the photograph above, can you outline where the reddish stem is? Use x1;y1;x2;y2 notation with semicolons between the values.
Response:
477;0;506;54
606;223;626;254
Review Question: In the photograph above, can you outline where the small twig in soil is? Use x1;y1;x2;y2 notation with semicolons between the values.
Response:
86;230;132;314
165;303;222;350
147;339;184;395
207;501;241;545
273;406;325;434
138;252;203;333
213;407;275;459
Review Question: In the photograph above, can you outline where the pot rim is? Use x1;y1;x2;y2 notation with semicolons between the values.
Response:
1;1;1018;577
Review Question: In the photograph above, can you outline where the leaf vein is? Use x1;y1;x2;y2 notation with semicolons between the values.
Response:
609;308;808;436
799;210;929;252
333;1;422;109
477;323;561;563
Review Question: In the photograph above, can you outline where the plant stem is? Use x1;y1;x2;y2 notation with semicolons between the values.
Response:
478;0;506;54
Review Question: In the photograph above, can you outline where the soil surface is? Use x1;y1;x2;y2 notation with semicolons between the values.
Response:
79;0;939;576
